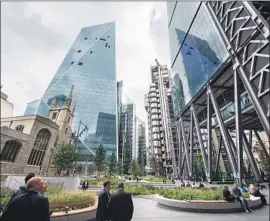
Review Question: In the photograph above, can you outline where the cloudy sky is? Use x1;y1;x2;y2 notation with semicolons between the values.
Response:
1;2;170;122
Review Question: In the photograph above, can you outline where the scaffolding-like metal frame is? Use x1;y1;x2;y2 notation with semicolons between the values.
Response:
174;1;270;184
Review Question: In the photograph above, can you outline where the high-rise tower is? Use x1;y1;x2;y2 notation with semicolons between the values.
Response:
25;22;117;157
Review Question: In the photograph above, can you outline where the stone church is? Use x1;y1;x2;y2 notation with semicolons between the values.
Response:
0;86;76;176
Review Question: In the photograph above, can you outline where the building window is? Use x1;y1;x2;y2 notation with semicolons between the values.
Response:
15;125;24;132
0;140;22;162
105;43;108;47
27;129;51;166
77;50;81;53
107;36;110;38
52;112;57;120
100;38;106;41
84;37;88;40
90;51;93;54
108;45;110;48
71;61;74;65
65;128;68;135
78;62;83;66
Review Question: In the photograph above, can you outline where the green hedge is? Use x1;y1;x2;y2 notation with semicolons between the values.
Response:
0;185;96;214
109;184;250;201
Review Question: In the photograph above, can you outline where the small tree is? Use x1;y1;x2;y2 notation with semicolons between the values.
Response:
116;161;124;176
52;143;78;175
108;152;117;177
94;145;106;177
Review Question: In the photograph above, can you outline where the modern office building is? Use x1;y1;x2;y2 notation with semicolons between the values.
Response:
167;1;270;182
118;101;136;172
145;60;178;176
136;117;147;166
24;22;117;158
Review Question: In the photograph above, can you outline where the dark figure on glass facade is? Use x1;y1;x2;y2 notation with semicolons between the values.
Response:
1;177;50;221
109;183;134;221
96;181;111;221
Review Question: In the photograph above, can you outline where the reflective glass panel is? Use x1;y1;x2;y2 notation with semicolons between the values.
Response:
24;22;117;156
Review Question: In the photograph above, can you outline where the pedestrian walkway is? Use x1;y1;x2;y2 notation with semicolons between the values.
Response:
132;197;269;221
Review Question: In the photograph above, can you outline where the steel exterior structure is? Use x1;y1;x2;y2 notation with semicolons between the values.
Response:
168;1;269;183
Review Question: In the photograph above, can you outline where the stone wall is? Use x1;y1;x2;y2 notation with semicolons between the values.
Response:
0;127;35;174
1;115;59;175
4;175;80;191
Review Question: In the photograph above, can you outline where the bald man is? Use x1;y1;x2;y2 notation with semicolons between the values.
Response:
1;177;50;221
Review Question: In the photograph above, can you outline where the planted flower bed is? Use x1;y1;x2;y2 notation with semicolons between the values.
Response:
0;185;96;214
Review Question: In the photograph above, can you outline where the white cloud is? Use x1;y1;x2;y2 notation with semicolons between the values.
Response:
1;2;170;122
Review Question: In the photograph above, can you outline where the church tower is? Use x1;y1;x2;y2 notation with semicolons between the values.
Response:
49;85;75;144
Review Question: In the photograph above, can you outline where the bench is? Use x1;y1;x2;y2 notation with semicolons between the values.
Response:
156;195;262;213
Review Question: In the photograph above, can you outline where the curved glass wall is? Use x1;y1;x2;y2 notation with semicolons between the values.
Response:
24;22;117;156
167;2;229;116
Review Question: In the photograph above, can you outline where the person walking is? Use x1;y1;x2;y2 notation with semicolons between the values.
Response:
96;181;111;221
109;183;134;221
10;173;35;199
1;177;50;221
232;183;252;212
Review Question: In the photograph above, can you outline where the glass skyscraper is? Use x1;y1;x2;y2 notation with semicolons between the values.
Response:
25;22;117;156
167;2;229;116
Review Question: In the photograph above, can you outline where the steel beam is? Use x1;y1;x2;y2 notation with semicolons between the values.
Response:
205;1;270;137
207;92;213;181
180;118;191;176
191;104;208;175
254;131;270;159
215;136;222;173
234;68;244;186
208;85;237;177
190;109;194;176
243;132;262;182
177;121;183;176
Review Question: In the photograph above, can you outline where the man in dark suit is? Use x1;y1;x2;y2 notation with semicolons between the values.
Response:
109;183;134;221
11;172;35;199
96;181;111;221
1;177;50;221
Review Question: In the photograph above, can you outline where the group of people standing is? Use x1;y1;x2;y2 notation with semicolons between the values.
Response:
0;173;51;221
223;183;268;213
96;181;134;221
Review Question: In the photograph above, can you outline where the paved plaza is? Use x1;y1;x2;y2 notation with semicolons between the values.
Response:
132;197;269;221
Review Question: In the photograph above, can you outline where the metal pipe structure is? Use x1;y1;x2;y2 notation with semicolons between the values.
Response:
189;108;193;177
234;68;243;186
191;105;208;175
207;92;213;181
242;132;262;182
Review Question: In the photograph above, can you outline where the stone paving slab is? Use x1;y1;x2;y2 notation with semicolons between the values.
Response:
132;197;269;221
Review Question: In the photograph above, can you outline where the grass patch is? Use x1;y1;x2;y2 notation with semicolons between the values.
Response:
142;176;171;183
87;178;125;186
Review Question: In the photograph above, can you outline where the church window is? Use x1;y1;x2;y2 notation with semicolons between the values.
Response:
27;129;51;166
0;140;22;162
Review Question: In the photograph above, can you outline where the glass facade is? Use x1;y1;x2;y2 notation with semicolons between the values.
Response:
24;22;117;156
167;2;229;115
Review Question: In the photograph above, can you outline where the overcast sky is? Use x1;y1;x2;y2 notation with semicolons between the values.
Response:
1;2;170;122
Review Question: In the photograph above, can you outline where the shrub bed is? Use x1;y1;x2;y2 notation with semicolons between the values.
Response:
87;178;125;186
142;176;171;183
109;184;250;201
0;185;96;214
